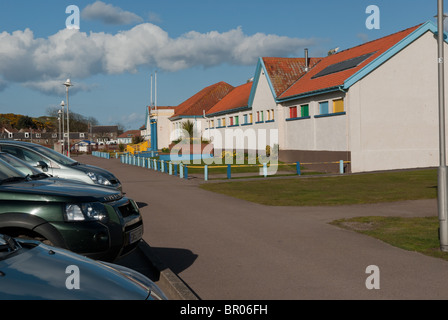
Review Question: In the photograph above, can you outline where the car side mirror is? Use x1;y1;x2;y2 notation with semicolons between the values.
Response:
37;161;49;172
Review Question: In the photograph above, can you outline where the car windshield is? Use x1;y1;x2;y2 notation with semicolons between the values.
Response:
0;153;42;176
28;144;78;166
0;159;29;183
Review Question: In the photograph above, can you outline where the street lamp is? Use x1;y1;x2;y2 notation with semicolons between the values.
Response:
63;79;73;157
436;0;448;252
57;109;62;153
60;101;65;154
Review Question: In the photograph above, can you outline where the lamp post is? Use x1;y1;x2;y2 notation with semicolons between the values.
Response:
437;0;448;252
60;101;65;154
57;109;62;153
63;79;73;157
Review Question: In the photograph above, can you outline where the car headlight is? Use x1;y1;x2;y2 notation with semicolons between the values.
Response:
87;172;112;186
65;203;109;222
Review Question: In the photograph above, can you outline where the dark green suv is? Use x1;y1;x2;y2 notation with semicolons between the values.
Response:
0;158;143;262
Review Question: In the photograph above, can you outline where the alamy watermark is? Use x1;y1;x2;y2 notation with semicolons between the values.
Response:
365;5;380;30
65;265;80;290
66;5;80;30
365;265;380;290
169;123;279;175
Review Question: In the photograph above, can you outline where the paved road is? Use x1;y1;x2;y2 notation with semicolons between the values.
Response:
80;155;448;300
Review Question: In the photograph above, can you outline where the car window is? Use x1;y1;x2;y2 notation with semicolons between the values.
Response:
0;153;42;175
1;145;46;164
0;159;27;180
0;146;23;160
28;144;77;166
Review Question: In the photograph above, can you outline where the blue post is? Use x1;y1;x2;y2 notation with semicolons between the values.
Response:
174;164;178;177
340;160;344;174
161;161;165;173
263;163;267;177
169;162;173;175
180;164;184;179
227;164;231;179
296;162;301;176
204;165;208;181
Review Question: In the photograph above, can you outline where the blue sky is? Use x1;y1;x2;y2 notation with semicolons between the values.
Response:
0;0;438;130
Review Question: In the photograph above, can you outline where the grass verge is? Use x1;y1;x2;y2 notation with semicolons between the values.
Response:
200;168;438;206
330;216;448;261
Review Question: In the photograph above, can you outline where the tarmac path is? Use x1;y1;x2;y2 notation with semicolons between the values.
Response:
80;155;448;300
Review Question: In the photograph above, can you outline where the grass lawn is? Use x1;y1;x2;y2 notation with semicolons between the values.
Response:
331;216;448;261
199;168;438;206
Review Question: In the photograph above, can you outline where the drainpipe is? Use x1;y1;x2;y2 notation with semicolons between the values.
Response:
304;48;309;72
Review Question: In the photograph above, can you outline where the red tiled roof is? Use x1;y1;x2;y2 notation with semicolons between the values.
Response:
279;24;422;99
263;57;321;97
172;81;234;117
206;81;252;115
118;130;140;138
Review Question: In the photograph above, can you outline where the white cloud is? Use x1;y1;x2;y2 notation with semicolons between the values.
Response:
0;23;317;95
82;1;143;25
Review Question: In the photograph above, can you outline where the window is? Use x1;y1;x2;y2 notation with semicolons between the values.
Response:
256;111;260;122
300;105;309;117
271;109;275;120
222;118;226;126
289;106;298;118
260;111;264;122
333;99;344;113
229;117;234;126
80;133;85;138
319;101;329;115
249;114;253;123
244;114;248;124
218;119;221;127
235;116;239;125
211;120;214;128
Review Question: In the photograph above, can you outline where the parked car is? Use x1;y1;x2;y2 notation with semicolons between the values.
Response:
0;151;52;178
0;158;143;262
0;234;166;300
0;140;122;190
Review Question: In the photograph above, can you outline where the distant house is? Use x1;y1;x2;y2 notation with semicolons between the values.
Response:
90;125;118;144
118;130;141;145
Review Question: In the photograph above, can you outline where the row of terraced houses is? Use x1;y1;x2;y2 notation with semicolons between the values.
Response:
143;21;448;173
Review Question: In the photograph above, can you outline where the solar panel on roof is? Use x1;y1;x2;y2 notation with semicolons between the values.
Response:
311;52;376;79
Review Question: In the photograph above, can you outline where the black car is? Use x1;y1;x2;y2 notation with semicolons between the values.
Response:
0;158;143;262
0;234;166;300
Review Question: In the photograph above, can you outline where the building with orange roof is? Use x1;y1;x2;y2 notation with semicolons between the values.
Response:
157;21;448;173
276;20;445;173
169;81;234;142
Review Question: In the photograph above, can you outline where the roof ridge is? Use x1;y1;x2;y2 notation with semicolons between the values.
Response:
334;22;424;56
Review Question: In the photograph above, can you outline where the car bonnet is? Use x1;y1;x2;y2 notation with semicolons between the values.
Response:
0;242;150;300
0;179;123;203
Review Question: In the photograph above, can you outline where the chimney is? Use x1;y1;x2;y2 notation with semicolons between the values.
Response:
304;48;309;72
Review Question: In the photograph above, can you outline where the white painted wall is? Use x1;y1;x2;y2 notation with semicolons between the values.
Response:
206;72;279;152
281;91;347;152
349;31;448;172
